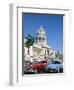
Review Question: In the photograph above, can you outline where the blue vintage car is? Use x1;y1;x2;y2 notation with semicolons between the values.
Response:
45;61;63;73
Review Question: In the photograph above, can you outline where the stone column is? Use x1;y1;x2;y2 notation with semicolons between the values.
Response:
29;46;33;62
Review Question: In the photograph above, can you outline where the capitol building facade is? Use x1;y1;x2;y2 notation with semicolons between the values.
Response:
24;26;56;62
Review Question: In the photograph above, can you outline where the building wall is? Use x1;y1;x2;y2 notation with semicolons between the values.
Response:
24;25;56;61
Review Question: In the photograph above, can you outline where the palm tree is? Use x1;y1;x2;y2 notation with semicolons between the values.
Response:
55;51;60;59
25;33;35;54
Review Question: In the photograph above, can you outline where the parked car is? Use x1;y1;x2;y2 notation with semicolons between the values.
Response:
29;61;47;73
45;61;63;73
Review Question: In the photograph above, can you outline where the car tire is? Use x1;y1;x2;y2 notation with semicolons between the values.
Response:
34;69;38;73
59;68;63;73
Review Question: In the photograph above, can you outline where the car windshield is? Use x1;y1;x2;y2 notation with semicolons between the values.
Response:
51;61;61;64
31;61;39;64
40;61;47;63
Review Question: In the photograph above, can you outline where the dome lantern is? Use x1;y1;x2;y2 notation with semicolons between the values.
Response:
36;25;47;45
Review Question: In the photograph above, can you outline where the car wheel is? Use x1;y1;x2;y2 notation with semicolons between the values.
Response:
34;69;38;73
59;68;63;73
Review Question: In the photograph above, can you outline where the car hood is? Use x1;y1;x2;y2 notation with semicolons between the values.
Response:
46;63;63;68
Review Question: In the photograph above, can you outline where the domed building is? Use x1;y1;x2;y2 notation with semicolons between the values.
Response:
24;25;56;62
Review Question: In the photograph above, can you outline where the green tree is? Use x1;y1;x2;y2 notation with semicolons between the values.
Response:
55;51;59;59
25;33;35;54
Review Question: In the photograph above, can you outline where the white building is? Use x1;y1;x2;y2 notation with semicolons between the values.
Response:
24;25;56;62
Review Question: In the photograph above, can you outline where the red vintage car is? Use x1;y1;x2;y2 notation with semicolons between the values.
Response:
30;61;47;73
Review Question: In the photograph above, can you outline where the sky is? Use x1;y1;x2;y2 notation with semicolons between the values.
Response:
23;13;63;54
